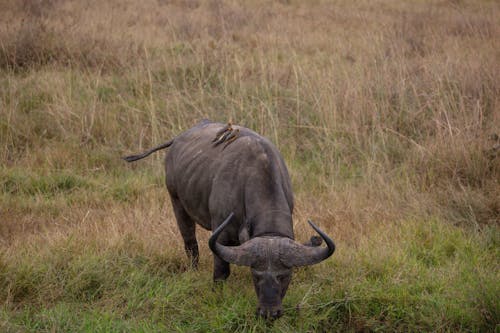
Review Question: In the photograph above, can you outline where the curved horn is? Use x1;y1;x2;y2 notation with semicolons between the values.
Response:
208;213;256;267
282;220;335;267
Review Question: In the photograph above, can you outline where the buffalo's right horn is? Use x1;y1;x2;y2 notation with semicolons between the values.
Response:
282;220;335;267
208;213;257;267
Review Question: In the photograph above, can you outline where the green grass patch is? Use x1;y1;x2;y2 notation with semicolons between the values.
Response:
0;167;164;214
1;169;89;197
1;219;497;332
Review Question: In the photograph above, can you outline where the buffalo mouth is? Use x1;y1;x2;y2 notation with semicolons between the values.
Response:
256;305;283;320
251;267;291;320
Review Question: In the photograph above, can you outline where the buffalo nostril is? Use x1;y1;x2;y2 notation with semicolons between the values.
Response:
257;308;268;318
271;309;283;319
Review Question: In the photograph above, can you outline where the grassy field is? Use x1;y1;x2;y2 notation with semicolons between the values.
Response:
1;0;499;331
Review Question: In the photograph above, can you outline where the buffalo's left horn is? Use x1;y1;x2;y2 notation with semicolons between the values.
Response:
208;213;257;267
282;220;335;267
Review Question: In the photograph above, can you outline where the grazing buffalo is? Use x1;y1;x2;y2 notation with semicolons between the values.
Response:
123;120;335;319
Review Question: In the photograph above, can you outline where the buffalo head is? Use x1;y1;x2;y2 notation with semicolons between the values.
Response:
209;213;335;319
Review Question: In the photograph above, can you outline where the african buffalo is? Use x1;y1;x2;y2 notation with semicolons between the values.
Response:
123;120;335;319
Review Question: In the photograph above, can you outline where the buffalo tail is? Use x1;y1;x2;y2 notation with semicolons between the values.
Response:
122;139;174;162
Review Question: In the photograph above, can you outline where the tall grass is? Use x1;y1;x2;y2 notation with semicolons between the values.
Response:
1;0;499;331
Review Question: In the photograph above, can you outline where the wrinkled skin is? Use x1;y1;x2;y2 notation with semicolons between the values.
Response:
124;120;335;319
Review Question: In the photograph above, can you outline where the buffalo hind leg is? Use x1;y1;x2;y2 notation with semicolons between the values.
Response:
170;196;199;269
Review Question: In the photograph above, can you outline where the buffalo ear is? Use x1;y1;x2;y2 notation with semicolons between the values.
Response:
208;213;257;267
281;220;335;267
303;235;322;247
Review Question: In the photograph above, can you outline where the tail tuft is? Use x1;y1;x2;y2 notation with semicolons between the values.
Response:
123;154;147;162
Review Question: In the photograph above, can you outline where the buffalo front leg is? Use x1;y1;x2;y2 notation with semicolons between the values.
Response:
211;230;231;282
213;255;230;282
170;196;199;269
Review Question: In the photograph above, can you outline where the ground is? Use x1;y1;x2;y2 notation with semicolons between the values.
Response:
0;0;499;331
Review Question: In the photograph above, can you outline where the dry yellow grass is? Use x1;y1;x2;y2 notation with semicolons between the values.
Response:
0;0;499;331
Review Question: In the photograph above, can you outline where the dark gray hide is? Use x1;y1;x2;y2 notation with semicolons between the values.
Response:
123;120;335;319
